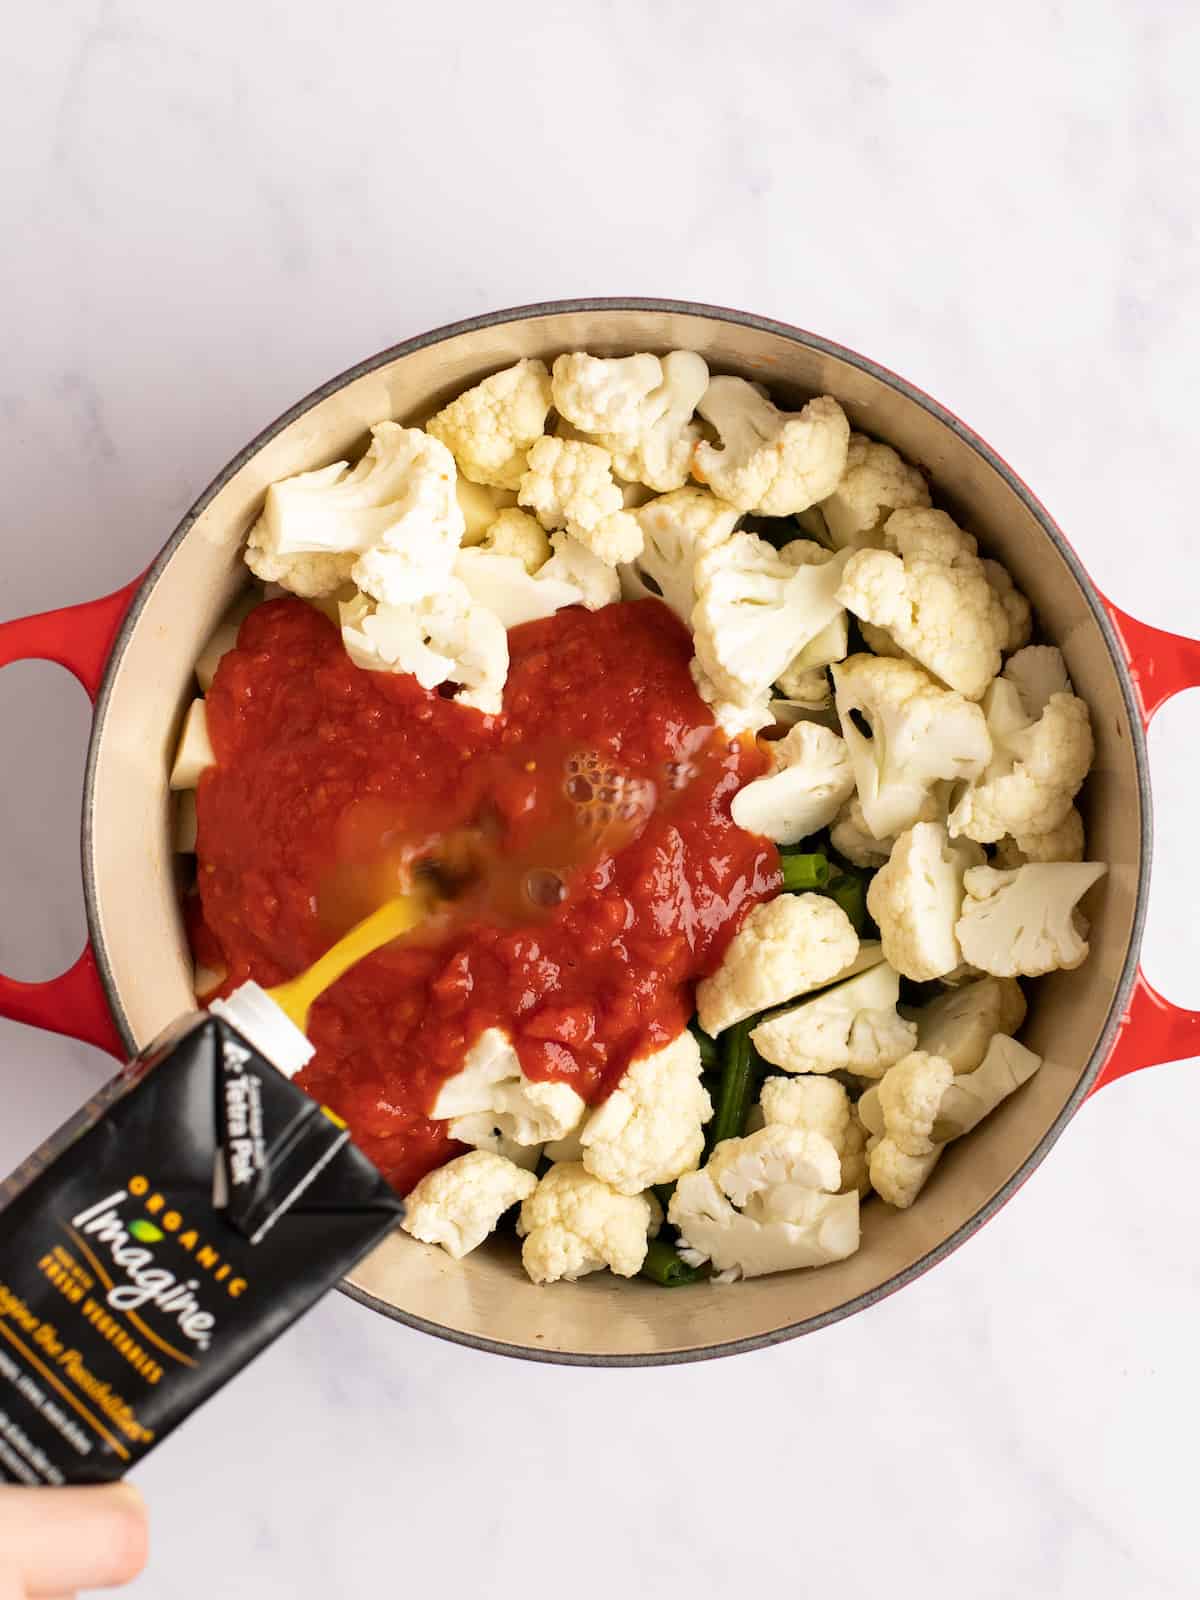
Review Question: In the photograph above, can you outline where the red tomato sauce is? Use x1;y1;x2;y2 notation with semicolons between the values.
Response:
195;597;778;1193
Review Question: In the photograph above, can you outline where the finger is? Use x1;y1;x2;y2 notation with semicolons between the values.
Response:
0;1483;147;1593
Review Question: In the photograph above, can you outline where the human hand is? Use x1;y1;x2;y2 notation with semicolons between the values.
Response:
0;1483;147;1597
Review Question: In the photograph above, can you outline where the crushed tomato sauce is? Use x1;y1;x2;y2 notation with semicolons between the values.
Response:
195;597;779;1193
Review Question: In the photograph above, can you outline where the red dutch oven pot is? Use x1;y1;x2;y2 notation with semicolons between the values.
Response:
1;301;1197;1364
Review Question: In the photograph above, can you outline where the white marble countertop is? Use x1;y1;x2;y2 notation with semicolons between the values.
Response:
3;2;1199;1595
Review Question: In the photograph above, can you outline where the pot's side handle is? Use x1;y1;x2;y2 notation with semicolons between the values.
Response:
1091;600;1200;1093
0;579;144;1060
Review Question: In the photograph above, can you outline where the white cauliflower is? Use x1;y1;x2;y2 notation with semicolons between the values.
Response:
956;862;1108;978
604;352;710;491
914;975;1027;1072
935;1035;1043;1142
621;488;740;620
517;1163;657;1283
730;722;854;845
693;378;850;515
477;507;551;572
689;661;774;740
339;585;508;715
454;545;585;629
867;1138;941;1210
832;655;992;838
242;547;356;599
770;678;835;719
838;509;1021;699
538;531;621;610
948;669;1093;845
670;1125;860;1279
246;423;465;605
994;808;1086;867
983;559;1033;652
696;894;859;1036
551;352;664;436
828;789;950;868
874;1050;955;1155
426;359;553;489
401;1150;537;1259
578;1031;712;1195
775;539;850;682
443;1113;542;1171
691;533;851;707
455;478;514;545
758;1075;870;1195
553;351;710;492
866;822;985;982
818;433;930;550
1003;644;1072;717
518;436;643;565
431;1027;587;1144
751;960;916;1080
169;700;215;789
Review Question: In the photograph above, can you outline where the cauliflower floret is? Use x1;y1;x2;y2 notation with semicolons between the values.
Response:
443;1113;542;1171
758;1076;870;1195
426;359;553;489
401;1150;537;1259
339;584;508;714
456;478;516;545
552;351;711;492
604;352;710;491
669;1126;860;1280
518;436;643;564
692;378;850;515
914;975;1027;1072
620;488;741;620
242;547;356;598
771;676;834;718
838;509;1020;699
432;1027;587;1144
551;352;664;435
169;700;215;790
994;808;1086;867
691;533;851;707
579;1031;712;1195
1004;644;1072;717
867;822;985;982
454;544;584;629
775;540;850;682
538;531;621;611
697;894;859;1036
934;1035;1043;1141
948;675;1093;845
751;960;916;1080
477;507;551;573
874;1050;955;1155
517;1163;657;1283
956;861;1108;977
867;1137;941;1210
818;433;931;550
730;722;854;845
983;559;1033;652
246;423;464;604
689;661;774;739
832;655;992;838
830;795;895;868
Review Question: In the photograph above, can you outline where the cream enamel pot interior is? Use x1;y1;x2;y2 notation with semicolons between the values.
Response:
3;300;1199;1366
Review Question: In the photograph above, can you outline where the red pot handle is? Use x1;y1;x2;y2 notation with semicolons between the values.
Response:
0;578;145;1059
1090;601;1200;1093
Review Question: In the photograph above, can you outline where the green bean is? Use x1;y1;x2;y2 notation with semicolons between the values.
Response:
824;867;871;935
707;1017;758;1152
640;1238;708;1287
779;852;832;892
688;1018;719;1071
